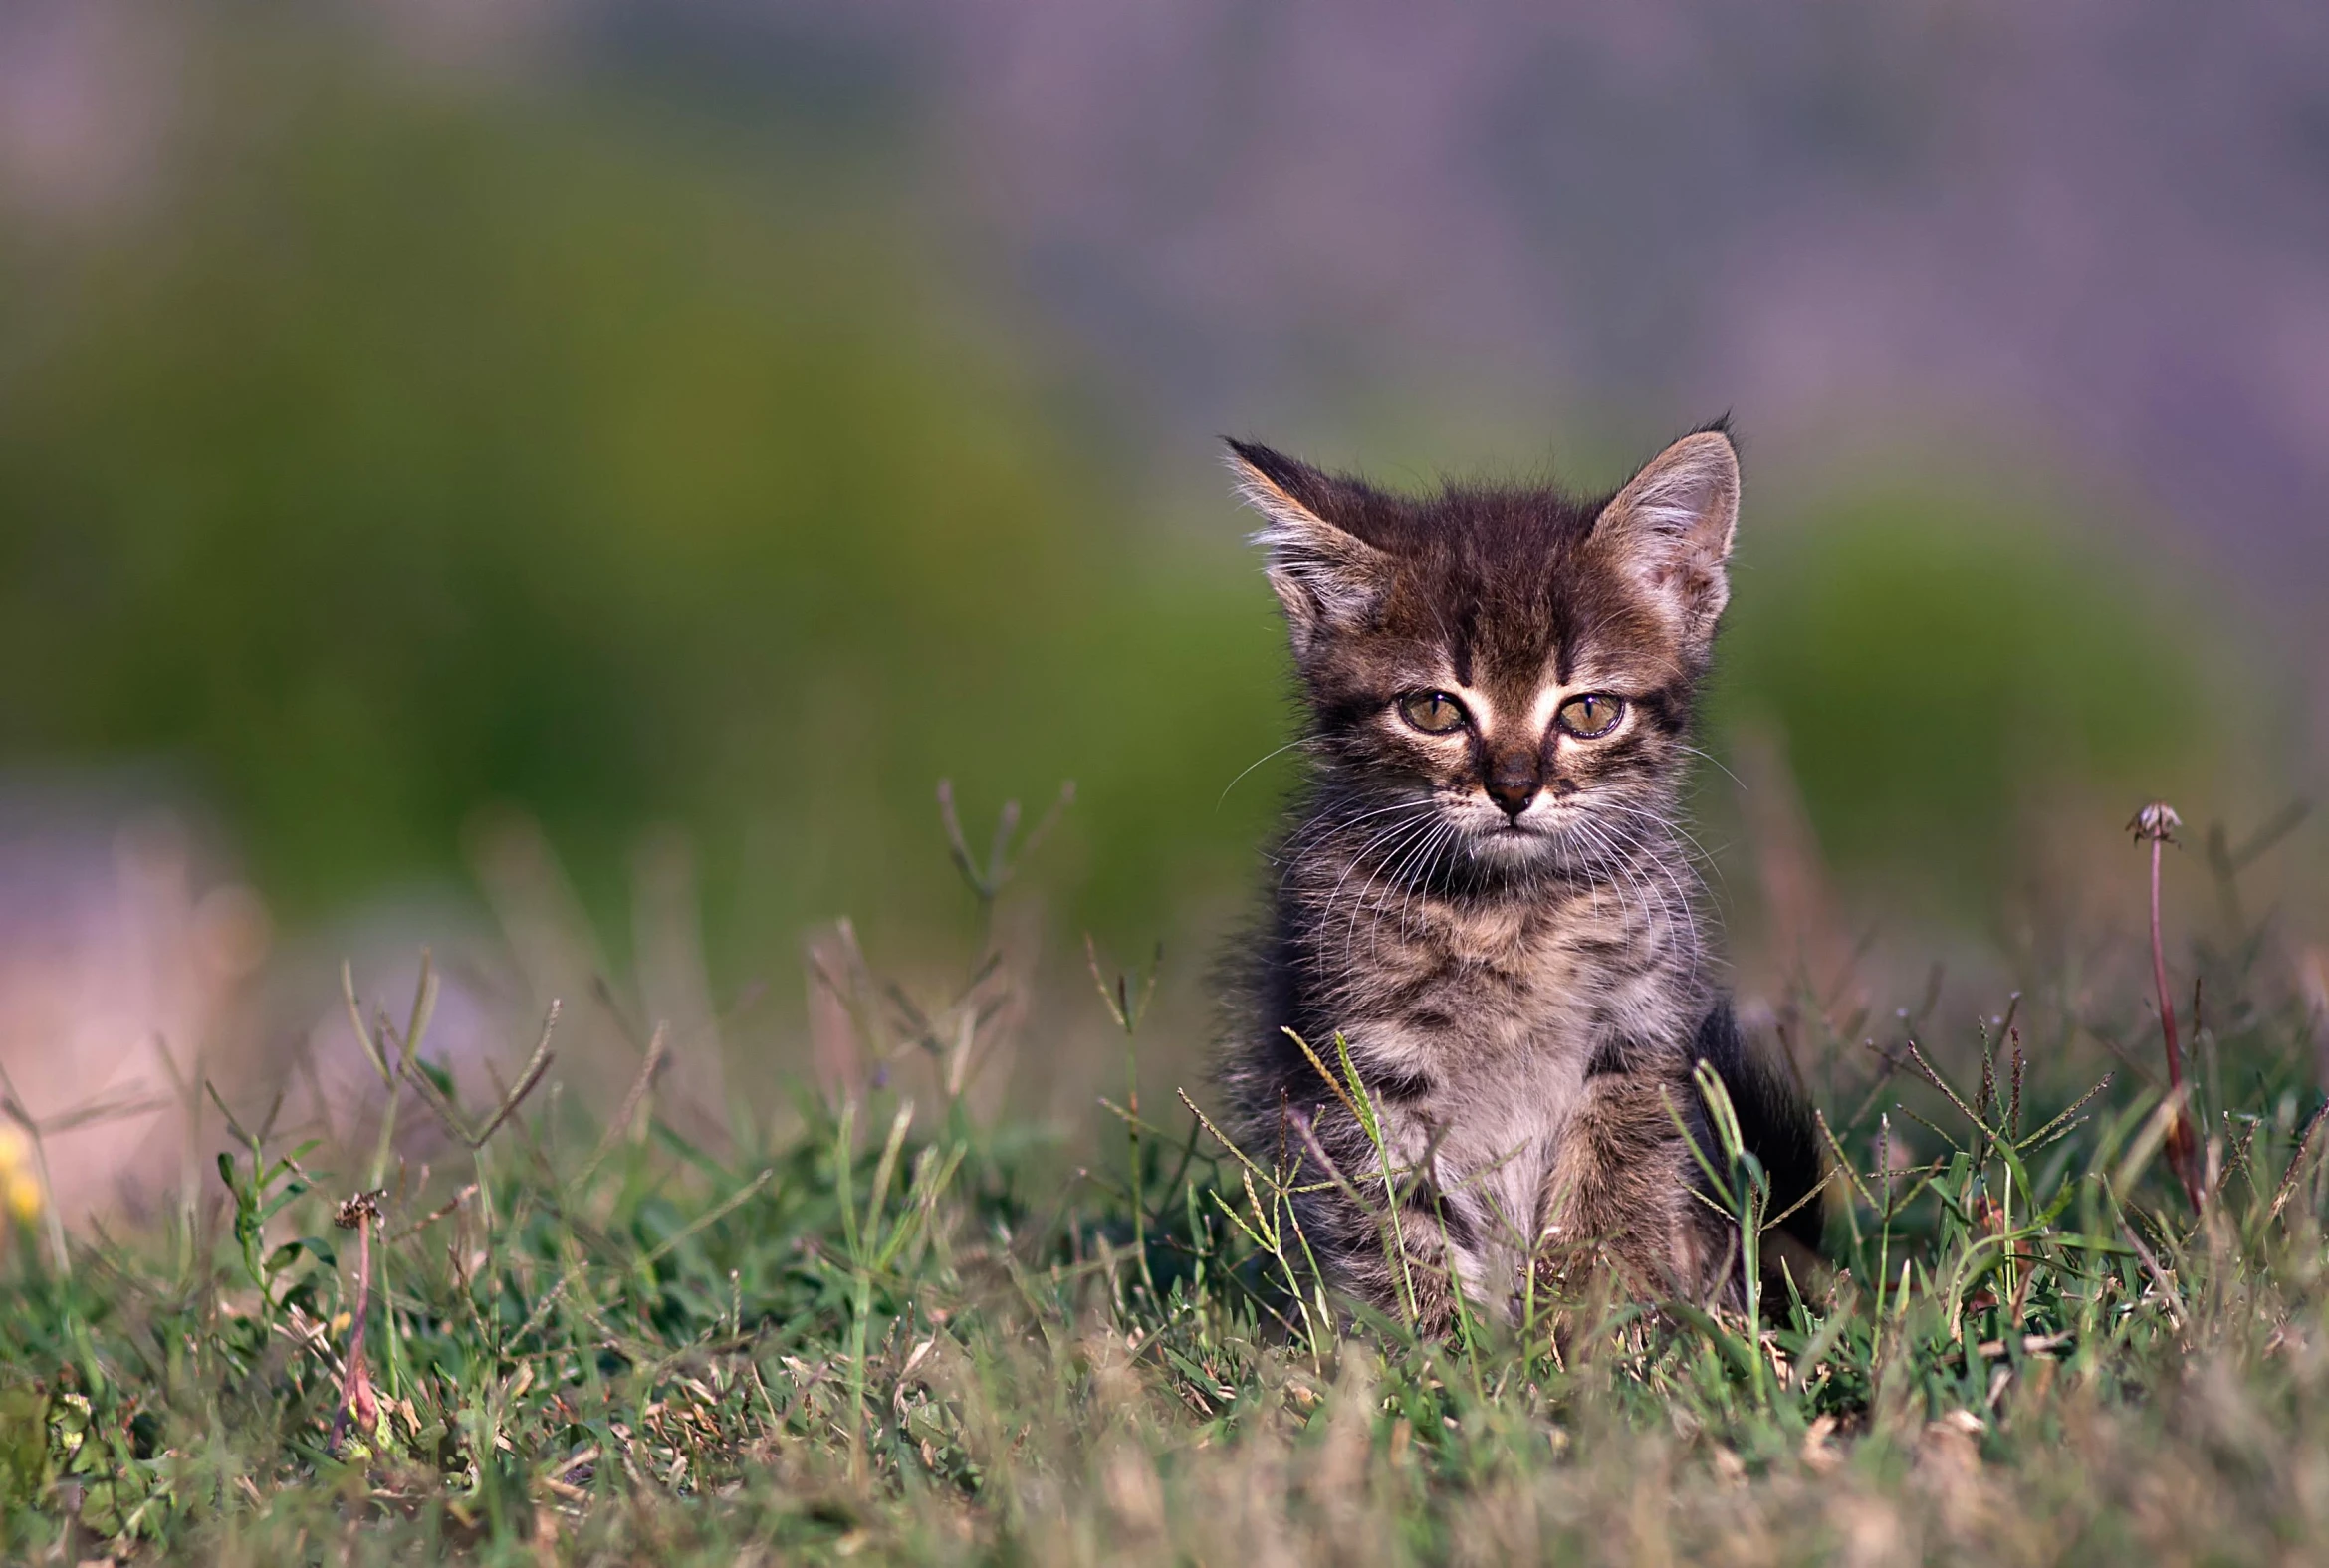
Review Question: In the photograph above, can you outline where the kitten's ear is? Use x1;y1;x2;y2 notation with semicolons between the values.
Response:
1227;439;1394;656
1592;427;1740;648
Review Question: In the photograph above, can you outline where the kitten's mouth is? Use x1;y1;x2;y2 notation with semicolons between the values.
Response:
1464;814;1548;851
1461;799;1588;852
1500;797;1577;829
1442;795;1573;850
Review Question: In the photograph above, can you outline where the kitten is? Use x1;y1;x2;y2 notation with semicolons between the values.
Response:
1219;423;1821;1327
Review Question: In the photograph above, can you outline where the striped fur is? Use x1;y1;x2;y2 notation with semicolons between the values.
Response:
1218;425;1821;1328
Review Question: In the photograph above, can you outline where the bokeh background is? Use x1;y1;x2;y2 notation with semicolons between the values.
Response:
1;1;2323;1216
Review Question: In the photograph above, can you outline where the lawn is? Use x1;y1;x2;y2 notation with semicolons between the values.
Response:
2;800;2324;1566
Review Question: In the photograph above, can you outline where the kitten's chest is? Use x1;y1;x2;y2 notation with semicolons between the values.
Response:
1334;888;1676;1077
1334;890;1690;1238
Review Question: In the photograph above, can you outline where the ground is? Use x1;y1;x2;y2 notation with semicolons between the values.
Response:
3;826;2326;1567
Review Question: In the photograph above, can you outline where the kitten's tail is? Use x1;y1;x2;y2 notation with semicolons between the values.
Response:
1692;1001;1826;1266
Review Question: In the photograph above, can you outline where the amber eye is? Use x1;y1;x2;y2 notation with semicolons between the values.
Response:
1555;694;1627;739
1397;692;1469;735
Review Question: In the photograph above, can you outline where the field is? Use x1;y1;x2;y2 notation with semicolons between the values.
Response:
2;801;2325;1567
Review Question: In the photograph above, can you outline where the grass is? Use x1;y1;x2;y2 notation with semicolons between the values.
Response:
1;794;2325;1565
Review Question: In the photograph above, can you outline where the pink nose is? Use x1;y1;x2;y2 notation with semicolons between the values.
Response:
1485;757;1538;818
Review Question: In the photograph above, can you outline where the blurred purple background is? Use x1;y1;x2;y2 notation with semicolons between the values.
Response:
8;2;2328;613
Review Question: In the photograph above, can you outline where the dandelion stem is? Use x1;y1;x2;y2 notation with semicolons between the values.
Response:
329;1191;383;1456
2134;801;2203;1210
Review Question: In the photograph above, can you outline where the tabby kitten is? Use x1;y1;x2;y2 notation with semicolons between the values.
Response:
1220;423;1820;1327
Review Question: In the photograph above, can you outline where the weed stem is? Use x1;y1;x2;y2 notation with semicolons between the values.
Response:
2132;802;2202;1210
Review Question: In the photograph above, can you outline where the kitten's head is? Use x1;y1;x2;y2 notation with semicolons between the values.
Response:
1235;426;1739;880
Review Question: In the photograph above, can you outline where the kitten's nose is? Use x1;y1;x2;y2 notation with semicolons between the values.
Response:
1484;754;1539;819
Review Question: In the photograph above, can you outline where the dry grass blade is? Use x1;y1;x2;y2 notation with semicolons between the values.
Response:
1905;1041;1985;1130
2268;1099;2329;1224
2228;798;2312;870
27;1089;172;1135
1178;1087;1272;1185
399;1047;476;1145
1813;1108;1878;1210
2114;1207;2187;1331
1282;1027;1367;1135
935;780;986;897
1283;1106;1380;1219
392;1183;480;1243
641;1168;776;1267
2021;1071;2117;1150
342;960;388;1086
404;949;440;1062
563;1025;674;1196
470;1001;560;1150
1009;780;1077;870
1761;1166;1840;1235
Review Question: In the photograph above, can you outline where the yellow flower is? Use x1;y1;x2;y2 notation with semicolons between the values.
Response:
0;1126;40;1225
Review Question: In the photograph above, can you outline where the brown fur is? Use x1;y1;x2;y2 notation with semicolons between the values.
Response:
1218;424;1820;1327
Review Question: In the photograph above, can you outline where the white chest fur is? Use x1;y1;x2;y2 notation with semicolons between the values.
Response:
1339;887;1696;1306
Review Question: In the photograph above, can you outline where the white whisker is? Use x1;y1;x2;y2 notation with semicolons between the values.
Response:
1336;812;1443;974
1314;807;1439;977
1676;742;1746;791
1370;817;1456;966
1218;737;1319;809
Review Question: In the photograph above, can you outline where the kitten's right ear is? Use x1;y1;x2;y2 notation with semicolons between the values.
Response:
1590;427;1741;651
1227;439;1392;656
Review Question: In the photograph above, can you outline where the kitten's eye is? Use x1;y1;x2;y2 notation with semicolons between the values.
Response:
1555;694;1627;739
1398;692;1469;735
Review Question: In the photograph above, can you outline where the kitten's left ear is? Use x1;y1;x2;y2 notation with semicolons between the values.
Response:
1227;439;1395;658
1592;427;1741;648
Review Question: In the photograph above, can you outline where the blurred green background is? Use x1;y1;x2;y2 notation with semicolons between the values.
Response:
0;14;2307;1005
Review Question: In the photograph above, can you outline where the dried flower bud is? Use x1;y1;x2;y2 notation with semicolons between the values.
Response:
334;1189;385;1230
2128;800;2182;844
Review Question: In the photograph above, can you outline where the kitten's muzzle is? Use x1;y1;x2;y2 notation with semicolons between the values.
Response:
1483;749;1541;819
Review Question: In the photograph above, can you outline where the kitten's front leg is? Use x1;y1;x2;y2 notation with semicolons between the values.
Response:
1323;1202;1471;1333
1537;1071;1724;1303
1292;1113;1476;1332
